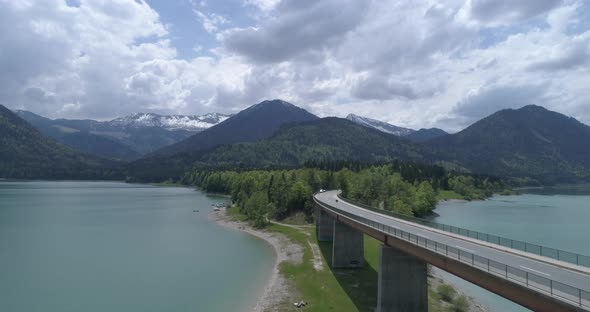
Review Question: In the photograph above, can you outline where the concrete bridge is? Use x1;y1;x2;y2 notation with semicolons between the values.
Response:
314;190;590;312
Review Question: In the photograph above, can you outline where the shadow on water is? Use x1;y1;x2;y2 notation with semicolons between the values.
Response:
318;238;378;312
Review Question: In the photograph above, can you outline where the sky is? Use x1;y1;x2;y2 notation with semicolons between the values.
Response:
1;0;589;132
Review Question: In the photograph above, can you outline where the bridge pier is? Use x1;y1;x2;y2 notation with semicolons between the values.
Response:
378;245;428;312
332;218;364;268
316;206;334;242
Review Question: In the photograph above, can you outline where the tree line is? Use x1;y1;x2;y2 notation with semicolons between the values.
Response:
182;161;509;227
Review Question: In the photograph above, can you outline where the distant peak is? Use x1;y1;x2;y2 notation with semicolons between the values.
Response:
242;99;313;115
258;99;295;107
518;104;548;112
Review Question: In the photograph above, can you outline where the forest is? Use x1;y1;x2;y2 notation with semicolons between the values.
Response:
182;161;509;227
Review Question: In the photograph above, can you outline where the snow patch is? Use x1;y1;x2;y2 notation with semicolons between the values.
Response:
109;112;231;131
346;114;415;136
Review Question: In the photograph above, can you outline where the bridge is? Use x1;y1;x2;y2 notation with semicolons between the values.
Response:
314;190;590;312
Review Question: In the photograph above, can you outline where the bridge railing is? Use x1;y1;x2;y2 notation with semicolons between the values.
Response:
315;198;590;310
337;194;590;268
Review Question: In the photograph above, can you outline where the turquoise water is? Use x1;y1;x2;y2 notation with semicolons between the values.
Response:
433;185;590;311
0;181;275;312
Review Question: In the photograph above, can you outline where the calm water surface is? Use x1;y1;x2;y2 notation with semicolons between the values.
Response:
0;181;274;312
433;185;590;312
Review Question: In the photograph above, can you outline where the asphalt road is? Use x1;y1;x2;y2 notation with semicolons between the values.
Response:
315;190;590;308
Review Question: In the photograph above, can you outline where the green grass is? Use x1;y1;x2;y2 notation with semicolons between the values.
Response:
436;190;465;202
278;211;313;225
258;223;462;311
226;206;248;222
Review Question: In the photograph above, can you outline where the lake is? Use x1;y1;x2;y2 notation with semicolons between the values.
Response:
0;181;275;312
433;185;590;312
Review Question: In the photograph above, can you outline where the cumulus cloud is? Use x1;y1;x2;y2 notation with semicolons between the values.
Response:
221;0;369;63
0;0;589;133
454;83;549;118
0;0;251;119
527;40;589;71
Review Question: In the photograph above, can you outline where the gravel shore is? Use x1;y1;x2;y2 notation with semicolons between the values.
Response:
209;208;302;312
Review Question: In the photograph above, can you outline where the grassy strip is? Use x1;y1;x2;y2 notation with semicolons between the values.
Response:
269;227;467;310
226;207;472;311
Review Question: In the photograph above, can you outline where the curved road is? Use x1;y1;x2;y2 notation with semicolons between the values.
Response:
315;190;590;310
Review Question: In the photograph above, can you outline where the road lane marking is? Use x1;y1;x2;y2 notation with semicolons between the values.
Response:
455;246;476;253
519;266;551;277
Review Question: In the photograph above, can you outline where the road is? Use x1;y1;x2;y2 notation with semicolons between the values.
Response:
315;190;590;309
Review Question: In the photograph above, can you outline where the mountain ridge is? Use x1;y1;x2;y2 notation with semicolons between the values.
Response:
14;110;231;157
108;112;231;131
153;99;319;156
346;113;415;136
429;104;590;183
0;104;119;179
406;128;448;142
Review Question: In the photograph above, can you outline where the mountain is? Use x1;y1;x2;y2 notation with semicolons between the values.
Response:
14;111;140;161
0;105;118;179
154;99;319;156
405;128;448;142
126;117;430;182
428;105;590;183
197;117;426;168
346;114;415;136
15;110;231;157
56;133;142;161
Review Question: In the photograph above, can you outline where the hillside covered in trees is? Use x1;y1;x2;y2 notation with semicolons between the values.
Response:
429;105;590;184
0;104;121;179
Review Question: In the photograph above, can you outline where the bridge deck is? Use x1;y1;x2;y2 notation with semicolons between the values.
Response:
315;190;590;311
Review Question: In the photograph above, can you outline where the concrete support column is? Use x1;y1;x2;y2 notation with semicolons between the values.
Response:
377;245;427;312
332;218;364;268
316;206;334;242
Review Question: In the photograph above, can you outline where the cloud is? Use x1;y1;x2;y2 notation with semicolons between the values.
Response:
192;9;229;34
244;0;280;12
454;83;549;118
466;0;563;25
221;0;369;63
0;0;589;133
352;74;441;100
527;40;589;71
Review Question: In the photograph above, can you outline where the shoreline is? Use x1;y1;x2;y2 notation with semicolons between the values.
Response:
430;269;489;312
209;205;487;312
209;208;301;312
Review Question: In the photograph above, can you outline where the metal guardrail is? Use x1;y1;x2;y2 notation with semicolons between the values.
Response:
315;198;590;310
337;194;590;268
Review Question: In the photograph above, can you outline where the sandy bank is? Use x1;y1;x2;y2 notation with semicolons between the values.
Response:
209;208;302;312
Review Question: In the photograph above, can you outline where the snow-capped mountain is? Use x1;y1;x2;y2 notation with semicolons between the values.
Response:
109;112;231;131
15;109;234;156
346;114;415;136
